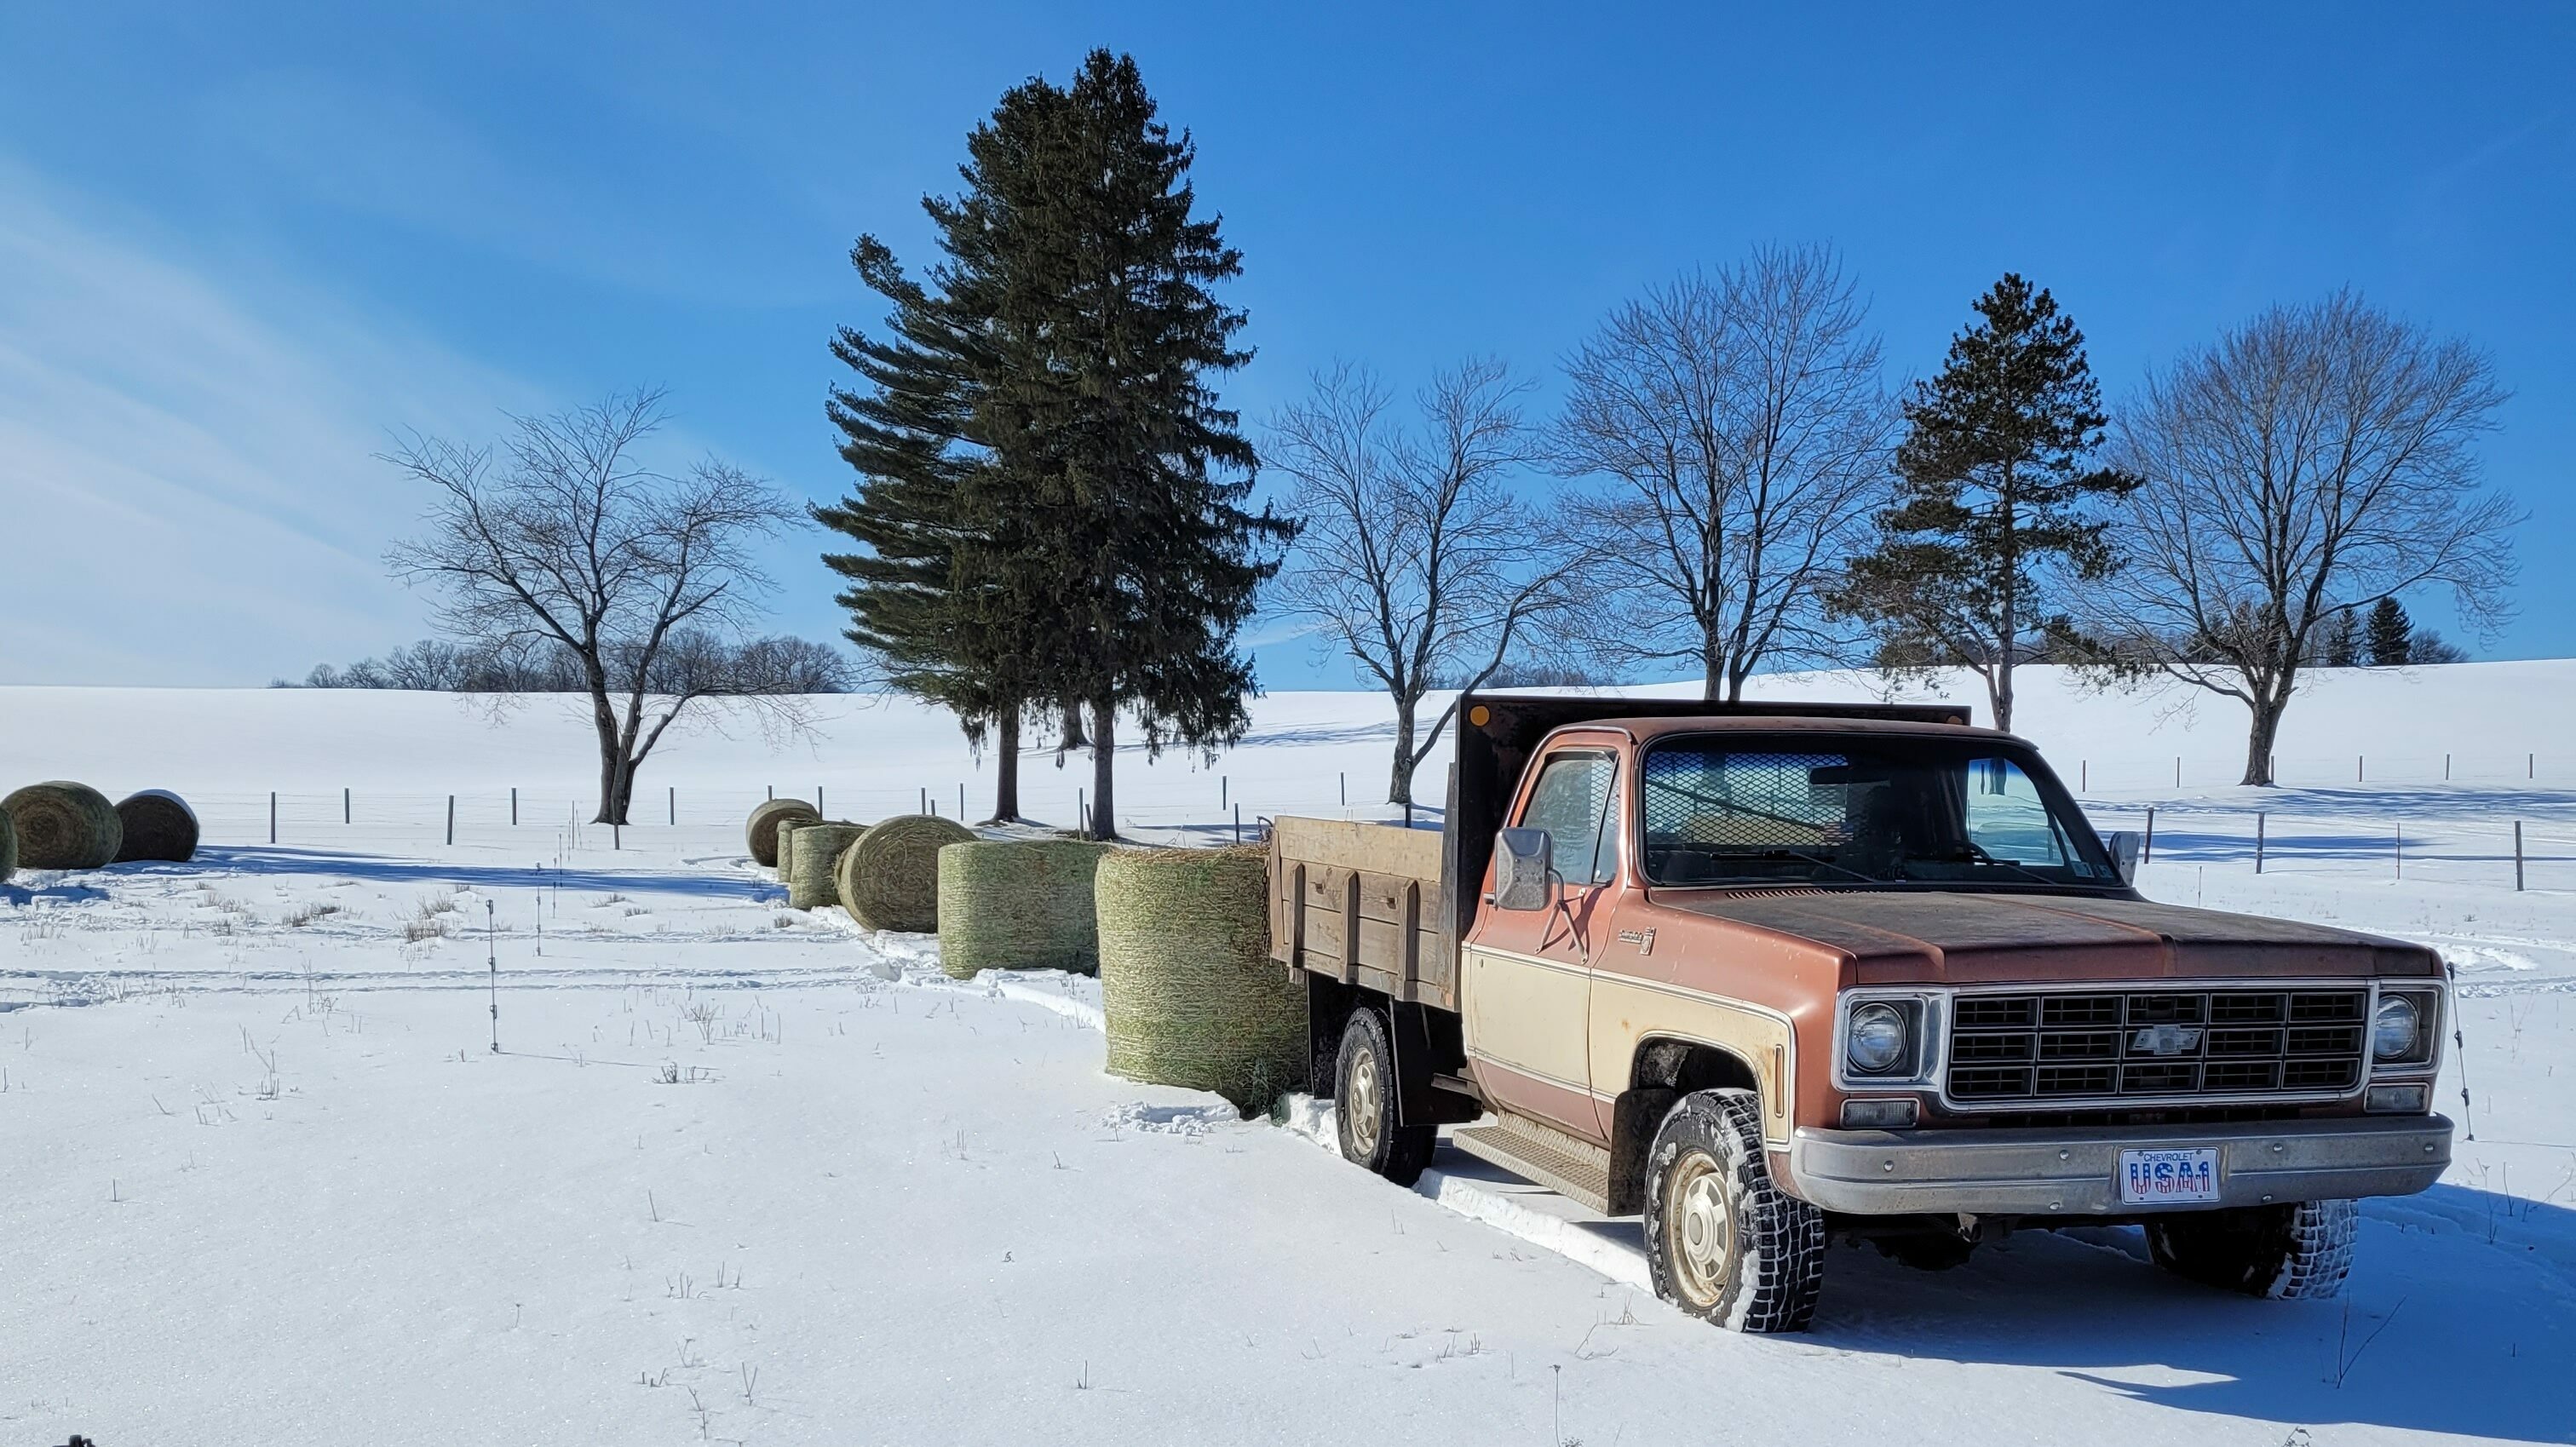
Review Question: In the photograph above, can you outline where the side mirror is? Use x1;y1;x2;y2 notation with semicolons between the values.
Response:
1493;828;1555;910
2105;830;2141;885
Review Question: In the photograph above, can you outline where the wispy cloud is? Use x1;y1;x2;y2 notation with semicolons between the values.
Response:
0;158;538;685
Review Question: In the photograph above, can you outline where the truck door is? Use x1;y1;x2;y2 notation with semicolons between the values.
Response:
1462;745;1622;1140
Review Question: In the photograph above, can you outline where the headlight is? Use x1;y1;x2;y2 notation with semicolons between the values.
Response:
1847;1002;1909;1074
2372;994;2421;1062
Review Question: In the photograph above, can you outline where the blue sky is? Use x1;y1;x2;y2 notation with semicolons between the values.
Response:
1;2;2567;688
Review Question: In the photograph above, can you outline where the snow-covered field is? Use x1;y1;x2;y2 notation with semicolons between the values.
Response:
3;667;2573;1444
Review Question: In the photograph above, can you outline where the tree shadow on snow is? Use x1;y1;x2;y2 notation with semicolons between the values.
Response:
1803;1186;2576;1443
181;846;782;904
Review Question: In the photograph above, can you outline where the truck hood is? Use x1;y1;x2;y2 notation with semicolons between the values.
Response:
1648;889;2440;985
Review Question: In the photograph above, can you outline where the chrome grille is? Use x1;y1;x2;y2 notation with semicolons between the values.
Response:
1945;988;2367;1103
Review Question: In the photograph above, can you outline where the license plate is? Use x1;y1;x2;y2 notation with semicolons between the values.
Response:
2119;1147;2221;1205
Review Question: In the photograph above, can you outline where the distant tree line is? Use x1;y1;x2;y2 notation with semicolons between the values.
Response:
826;54;2521;805
280;634;850;694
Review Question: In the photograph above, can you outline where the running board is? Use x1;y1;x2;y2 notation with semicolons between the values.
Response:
1450;1113;1615;1214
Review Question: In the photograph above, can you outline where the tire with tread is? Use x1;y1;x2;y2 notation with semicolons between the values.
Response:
2146;1198;2356;1300
1642;1088;1825;1333
1334;1008;1435;1186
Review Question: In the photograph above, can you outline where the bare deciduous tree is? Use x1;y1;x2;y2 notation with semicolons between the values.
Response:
2076;293;2517;785
383;389;819;822
1552;244;1895;699
1267;359;1564;807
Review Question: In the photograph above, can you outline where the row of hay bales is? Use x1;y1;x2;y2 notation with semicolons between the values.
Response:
0;782;198;883
741;797;1302;1112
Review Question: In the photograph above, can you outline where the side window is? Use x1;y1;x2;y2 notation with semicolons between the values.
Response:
1517;753;1621;885
1962;757;2073;867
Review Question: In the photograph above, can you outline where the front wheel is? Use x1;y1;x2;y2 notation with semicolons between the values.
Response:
1334;1008;1435;1186
2146;1198;2357;1300
1642;1088;1825;1332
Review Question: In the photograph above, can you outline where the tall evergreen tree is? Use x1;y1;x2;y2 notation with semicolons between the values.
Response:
971;51;1293;839
817;230;1044;821
1833;275;2137;731
2366;597;2413;666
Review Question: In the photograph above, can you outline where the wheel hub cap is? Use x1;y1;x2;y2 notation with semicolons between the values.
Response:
1348;1052;1380;1154
1667;1156;1732;1306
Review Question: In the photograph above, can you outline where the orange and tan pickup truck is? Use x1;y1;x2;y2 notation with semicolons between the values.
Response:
1268;695;2452;1332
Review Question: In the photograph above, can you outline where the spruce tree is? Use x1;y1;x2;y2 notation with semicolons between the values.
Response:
972;51;1293;839
817;231;1045;820
1835;274;2137;731
2366;597;2413;666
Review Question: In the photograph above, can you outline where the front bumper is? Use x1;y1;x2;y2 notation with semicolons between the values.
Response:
1785;1113;2452;1216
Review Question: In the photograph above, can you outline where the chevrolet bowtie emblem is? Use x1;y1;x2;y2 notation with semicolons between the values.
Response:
2132;1024;2203;1056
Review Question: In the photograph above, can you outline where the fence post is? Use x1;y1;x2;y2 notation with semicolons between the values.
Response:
2175;756;2182;788
2080;760;2087;791
1233;801;1242;843
2515;820;2525;892
919;785;927;815
669;786;676;826
1078;788;1086;833
2445;753;2452;782
1221;774;1228;810
511;787;518;826
2142;807;2156;864
1340;772;1347;807
959;783;966;820
344;787;351;824
270;791;277;845
446;795;456;847
2255;813;2265;875
817;786;825;814
2358;755;2365;783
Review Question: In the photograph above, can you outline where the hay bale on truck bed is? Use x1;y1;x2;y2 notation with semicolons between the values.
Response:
838;813;975;933
2;781;122;870
935;839;1113;979
1095;845;1304;1114
113;790;199;863
787;822;867;910
745;798;820;868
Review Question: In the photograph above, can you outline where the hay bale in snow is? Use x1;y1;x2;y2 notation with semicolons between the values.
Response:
113;790;199;863
787;822;867;910
776;815;817;880
2;781;121;870
1095;845;1302;1113
0;805;15;885
838;813;975;933
935;839;1113;979
746;798;820;868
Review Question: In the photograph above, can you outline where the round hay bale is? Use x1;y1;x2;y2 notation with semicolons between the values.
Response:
113;790;199;863
1095;845;1302;1113
839;813;975;933
935;839;1113;979
746;798;820;868
0;804;15;885
776;815;819;880
2;781;121;870
787;822;867;910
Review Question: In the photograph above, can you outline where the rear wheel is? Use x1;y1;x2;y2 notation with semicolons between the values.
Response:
1642;1088;1824;1332
1335;1008;1435;1186
2146;1198;2357;1300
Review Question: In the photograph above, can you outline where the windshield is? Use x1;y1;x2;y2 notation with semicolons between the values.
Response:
1639;736;2119;888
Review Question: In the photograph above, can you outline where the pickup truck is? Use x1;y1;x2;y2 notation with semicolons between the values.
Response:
1268;694;2452;1332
